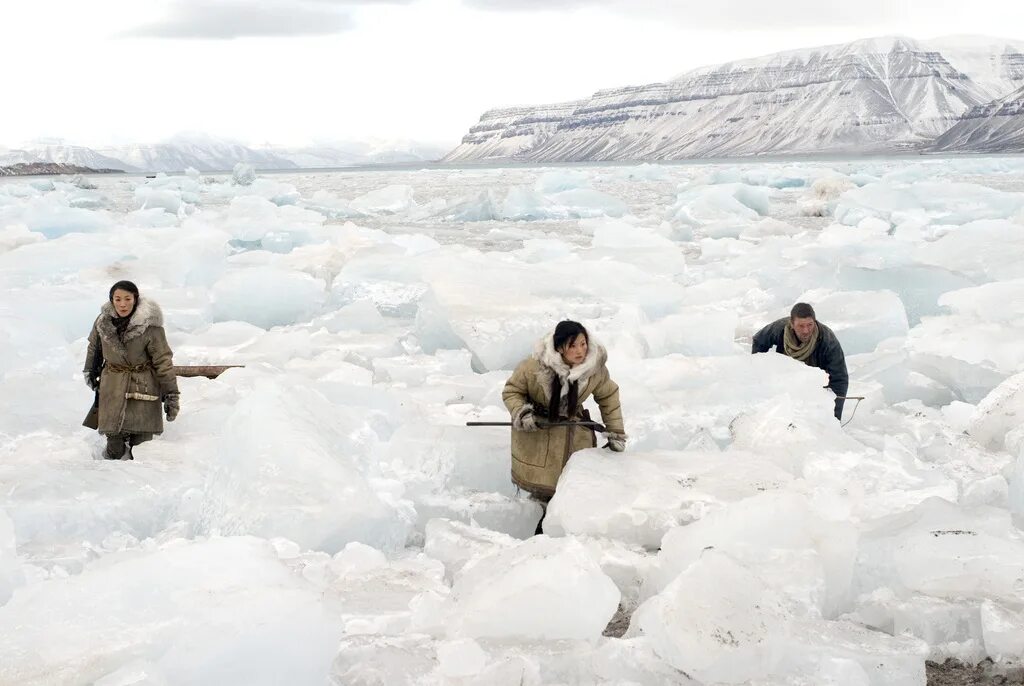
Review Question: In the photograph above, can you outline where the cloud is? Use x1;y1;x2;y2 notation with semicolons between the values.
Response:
306;0;416;3
462;0;914;28
465;0;588;10
121;0;357;39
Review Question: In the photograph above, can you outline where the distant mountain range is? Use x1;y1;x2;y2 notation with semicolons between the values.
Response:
445;35;1024;162
7;36;1022;176
0;134;449;174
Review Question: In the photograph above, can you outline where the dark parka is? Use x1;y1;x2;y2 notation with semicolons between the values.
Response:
752;317;849;419
83;298;178;436
502;334;625;498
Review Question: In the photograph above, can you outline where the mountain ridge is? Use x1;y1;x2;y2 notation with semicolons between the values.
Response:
444;34;1024;163
930;83;1024;152
0;136;448;174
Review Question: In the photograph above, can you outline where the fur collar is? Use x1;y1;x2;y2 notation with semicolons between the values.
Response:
531;330;607;402
96;297;163;348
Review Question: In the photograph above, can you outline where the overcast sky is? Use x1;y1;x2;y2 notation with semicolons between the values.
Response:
3;0;1023;149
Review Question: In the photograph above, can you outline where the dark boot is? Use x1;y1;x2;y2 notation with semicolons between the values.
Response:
532;496;550;536
128;433;154;446
104;435;126;460
125;433;152;460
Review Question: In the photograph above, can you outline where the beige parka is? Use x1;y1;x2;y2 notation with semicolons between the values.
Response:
502;332;625;498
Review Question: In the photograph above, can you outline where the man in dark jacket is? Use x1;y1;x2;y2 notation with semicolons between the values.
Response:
752;302;849;420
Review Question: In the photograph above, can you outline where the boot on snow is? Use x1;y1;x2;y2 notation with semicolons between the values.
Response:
104;435;127;460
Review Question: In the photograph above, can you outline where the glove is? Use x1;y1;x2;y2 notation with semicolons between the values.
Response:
84;371;99;391
605;432;627;452
164;392;180;422
512;405;539;432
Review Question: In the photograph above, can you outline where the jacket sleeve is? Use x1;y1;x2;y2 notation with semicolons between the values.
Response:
83;320;100;376
591;368;625;435
502;360;532;417
821;334;849;420
147;327;179;396
751;320;779;354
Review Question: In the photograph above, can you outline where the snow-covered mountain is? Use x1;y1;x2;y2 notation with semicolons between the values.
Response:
267;139;449;168
447;102;586;162
30;144;135;171
928;35;1024;101
0;143;133;171
0;134;450;174
445;35;1024;163
0;147;32;167
97;133;298;173
930;84;1024;152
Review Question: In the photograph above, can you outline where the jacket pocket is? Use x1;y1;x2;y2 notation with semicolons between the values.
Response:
511;429;550;468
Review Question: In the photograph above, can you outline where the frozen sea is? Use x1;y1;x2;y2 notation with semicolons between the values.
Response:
2;156;1024;685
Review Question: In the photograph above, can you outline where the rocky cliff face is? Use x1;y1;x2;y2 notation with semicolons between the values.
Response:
444;102;585;163
930;84;1024;152
445;35;1024;162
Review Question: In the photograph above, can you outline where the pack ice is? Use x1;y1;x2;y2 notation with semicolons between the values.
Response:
2;158;1024;684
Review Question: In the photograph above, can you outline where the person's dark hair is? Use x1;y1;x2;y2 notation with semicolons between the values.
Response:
109;280;140;302
790;302;816;321
553;320;589;352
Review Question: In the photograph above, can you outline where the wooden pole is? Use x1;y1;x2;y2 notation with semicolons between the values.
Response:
173;365;244;379
466;420;608;432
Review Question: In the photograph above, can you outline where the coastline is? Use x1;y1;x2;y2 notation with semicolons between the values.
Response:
0;162;124;177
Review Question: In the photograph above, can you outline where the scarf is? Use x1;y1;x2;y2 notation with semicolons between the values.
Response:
783;321;818;363
111;314;133;338
547;376;579;423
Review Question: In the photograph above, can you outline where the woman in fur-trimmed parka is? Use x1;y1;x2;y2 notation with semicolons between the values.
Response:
83;280;180;459
502;320;626;501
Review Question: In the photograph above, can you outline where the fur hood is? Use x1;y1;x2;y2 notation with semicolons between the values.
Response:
531;330;608;401
95;297;164;347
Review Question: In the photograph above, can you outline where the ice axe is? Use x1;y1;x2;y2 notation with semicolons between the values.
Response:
837;396;865;428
